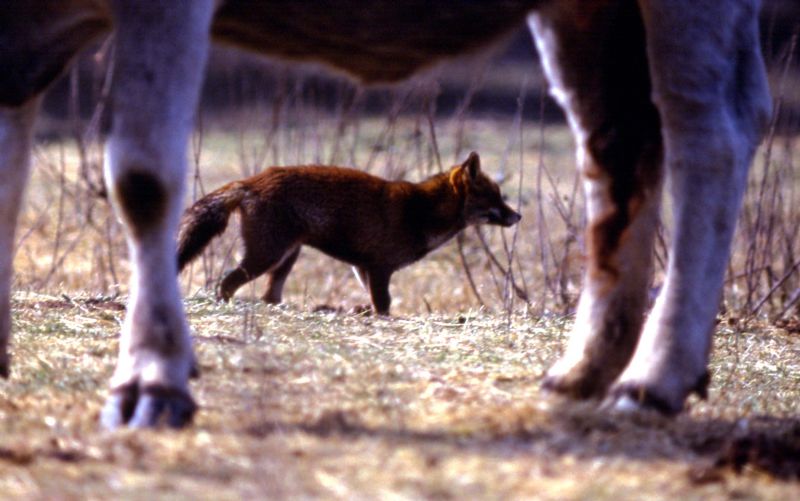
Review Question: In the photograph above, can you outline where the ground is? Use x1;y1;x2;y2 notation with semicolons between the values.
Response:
0;292;798;499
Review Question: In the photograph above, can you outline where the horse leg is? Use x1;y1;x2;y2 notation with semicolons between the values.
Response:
528;0;663;398
609;0;771;414
100;0;215;429
0;99;40;377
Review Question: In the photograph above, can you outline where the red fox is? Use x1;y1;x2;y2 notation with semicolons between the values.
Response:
177;152;520;314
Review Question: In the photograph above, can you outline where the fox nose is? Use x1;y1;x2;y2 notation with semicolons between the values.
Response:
504;209;522;227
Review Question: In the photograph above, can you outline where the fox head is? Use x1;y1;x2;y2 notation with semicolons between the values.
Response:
451;152;521;227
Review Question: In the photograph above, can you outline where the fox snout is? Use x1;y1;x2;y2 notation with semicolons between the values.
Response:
487;204;522;227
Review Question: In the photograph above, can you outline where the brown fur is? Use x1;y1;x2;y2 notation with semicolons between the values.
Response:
177;152;520;314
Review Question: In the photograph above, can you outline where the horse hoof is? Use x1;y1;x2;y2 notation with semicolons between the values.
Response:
605;383;681;417
101;384;196;429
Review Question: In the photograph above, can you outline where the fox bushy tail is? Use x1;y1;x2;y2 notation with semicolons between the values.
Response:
177;182;247;271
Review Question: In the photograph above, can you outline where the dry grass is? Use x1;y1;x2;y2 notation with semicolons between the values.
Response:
0;293;798;499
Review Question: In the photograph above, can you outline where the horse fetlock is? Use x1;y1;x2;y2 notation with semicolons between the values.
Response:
112;308;195;405
542;331;637;400
544;284;647;400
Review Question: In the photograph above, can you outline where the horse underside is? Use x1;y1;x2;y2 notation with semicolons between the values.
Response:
0;0;772;427
0;0;539;106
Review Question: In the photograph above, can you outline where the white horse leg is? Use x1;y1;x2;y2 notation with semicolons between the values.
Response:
100;0;215;428
610;0;771;414
0;99;39;378
528;1;663;399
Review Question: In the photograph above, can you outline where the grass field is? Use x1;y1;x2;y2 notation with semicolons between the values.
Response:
2;57;800;498
1;293;798;499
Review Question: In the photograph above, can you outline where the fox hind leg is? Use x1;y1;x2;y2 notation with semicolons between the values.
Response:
218;207;302;302
218;237;300;302
218;254;271;301
263;246;301;304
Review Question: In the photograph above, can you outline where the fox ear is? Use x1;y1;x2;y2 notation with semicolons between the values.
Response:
462;152;481;180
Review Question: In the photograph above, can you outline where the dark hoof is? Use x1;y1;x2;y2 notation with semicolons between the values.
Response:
606;383;681;417
101;384;197;429
0;362;8;379
607;371;709;417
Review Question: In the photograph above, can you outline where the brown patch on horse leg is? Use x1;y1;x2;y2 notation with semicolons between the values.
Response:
534;0;665;399
585;119;664;278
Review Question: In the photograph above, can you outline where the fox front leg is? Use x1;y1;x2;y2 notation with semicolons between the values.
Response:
365;268;392;315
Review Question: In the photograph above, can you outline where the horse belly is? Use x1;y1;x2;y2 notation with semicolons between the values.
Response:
212;0;538;82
